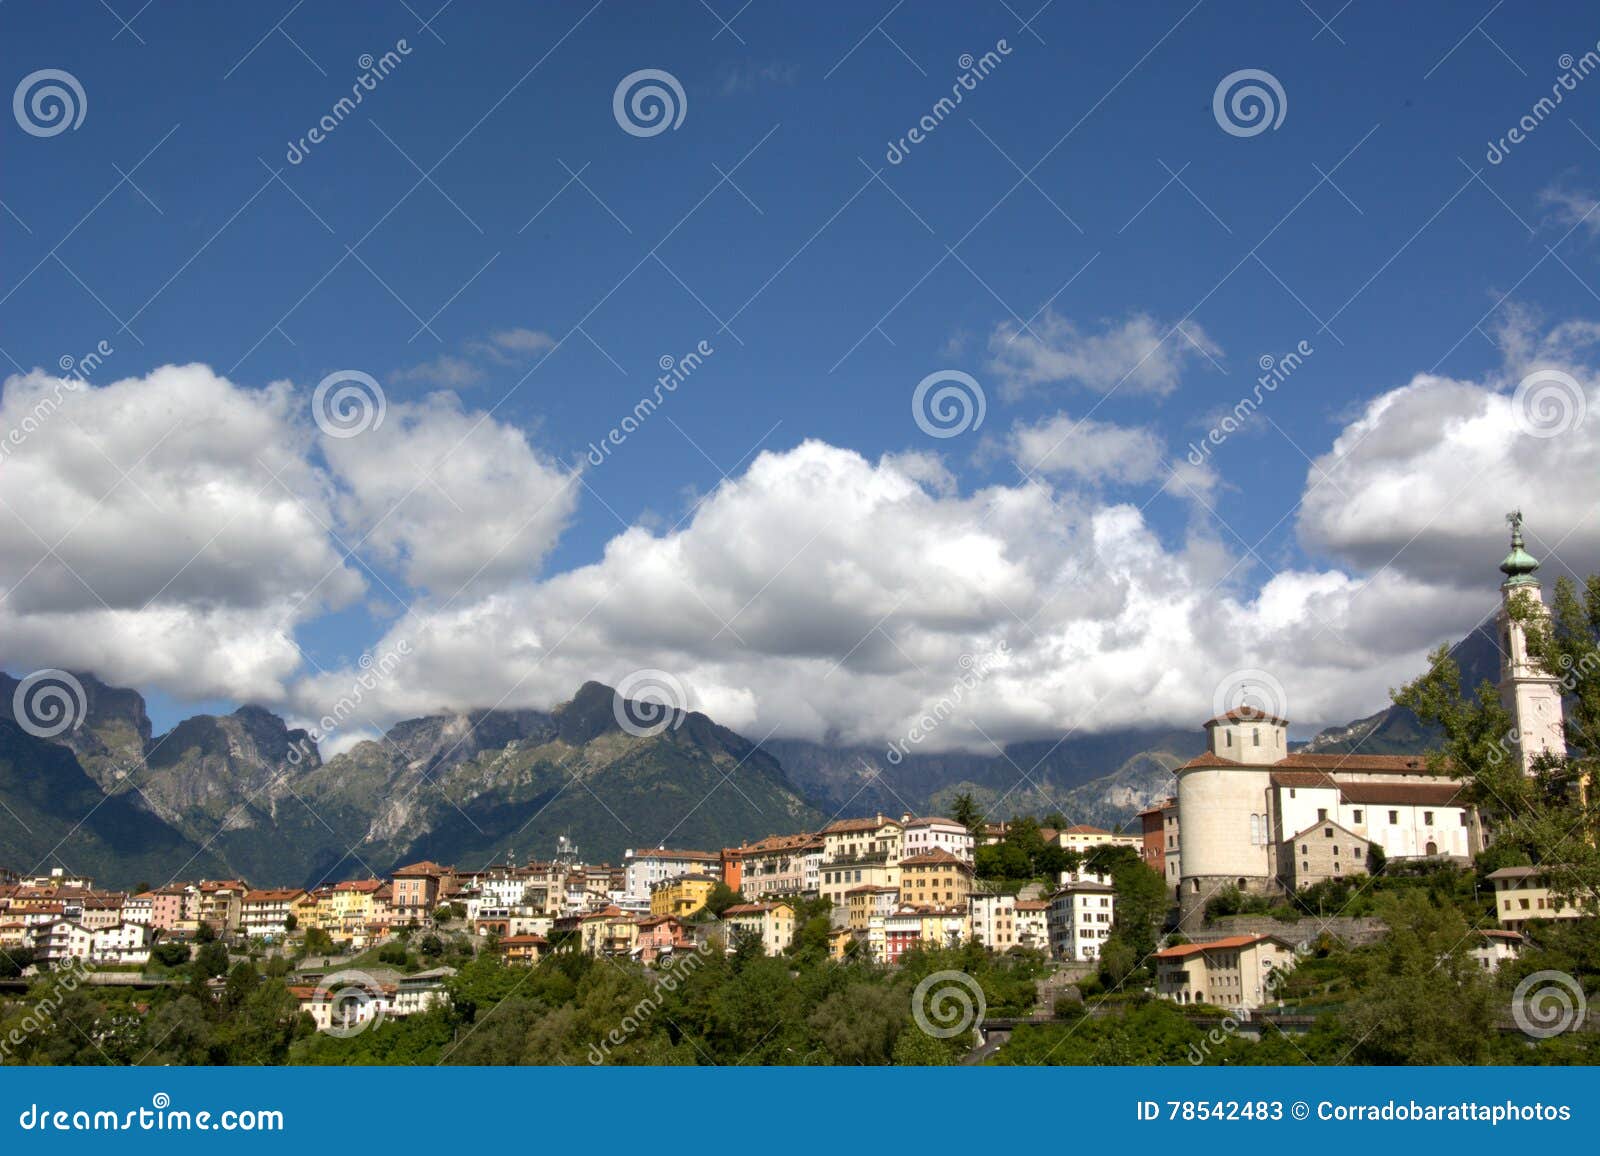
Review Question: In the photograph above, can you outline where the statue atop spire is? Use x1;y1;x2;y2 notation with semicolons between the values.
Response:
1499;509;1540;586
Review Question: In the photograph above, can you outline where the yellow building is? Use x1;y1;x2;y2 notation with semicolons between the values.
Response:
909;905;970;949
650;874;719;917
329;879;384;935
897;849;973;908
1155;934;1295;1010
819;815;904;908
720;902;796;955
1487;866;1589;928
293;889;329;932
845;884;898;931
826;927;856;961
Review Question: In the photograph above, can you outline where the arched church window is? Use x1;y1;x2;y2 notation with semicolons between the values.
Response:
1249;814;1260;844
1253;728;1260;746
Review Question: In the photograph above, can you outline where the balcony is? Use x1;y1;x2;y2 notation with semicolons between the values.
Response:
826;851;891;868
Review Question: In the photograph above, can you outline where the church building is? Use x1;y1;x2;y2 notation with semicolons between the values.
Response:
1173;514;1566;931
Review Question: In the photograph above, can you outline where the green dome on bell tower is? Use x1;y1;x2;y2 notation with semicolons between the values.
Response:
1499;510;1540;586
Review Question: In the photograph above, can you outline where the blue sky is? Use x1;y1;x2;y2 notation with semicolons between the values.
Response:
4;1;1600;744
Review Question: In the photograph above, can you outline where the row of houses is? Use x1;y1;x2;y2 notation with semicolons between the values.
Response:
1153;927;1530;1013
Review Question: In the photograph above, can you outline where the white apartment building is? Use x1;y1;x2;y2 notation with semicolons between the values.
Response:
900;816;975;863
968;892;1018;951
622;848;721;905
1047;879;1115;962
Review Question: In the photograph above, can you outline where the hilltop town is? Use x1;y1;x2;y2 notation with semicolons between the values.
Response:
1;520;1596;1064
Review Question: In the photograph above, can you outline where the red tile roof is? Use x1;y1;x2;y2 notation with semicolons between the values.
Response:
898;849;973;868
1205;706;1290;726
722;902;792;916
1156;934;1288;959
820;815;902;834
333;879;385;893
1182;751;1433;773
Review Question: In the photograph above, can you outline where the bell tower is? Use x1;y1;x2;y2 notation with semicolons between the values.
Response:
1496;511;1567;772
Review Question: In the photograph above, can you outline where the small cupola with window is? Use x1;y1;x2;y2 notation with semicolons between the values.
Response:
1203;706;1288;765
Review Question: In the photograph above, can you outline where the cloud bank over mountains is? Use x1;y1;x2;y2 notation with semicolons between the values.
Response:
2;324;1596;754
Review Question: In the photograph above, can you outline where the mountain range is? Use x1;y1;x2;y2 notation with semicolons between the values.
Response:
0;625;1496;890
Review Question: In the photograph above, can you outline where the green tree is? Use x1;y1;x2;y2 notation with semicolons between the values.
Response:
193;941;230;978
1340;892;1497;1064
808;982;906;1064
152;941;190;967
1396;606;1600;910
703;882;746;918
950;792;984;836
